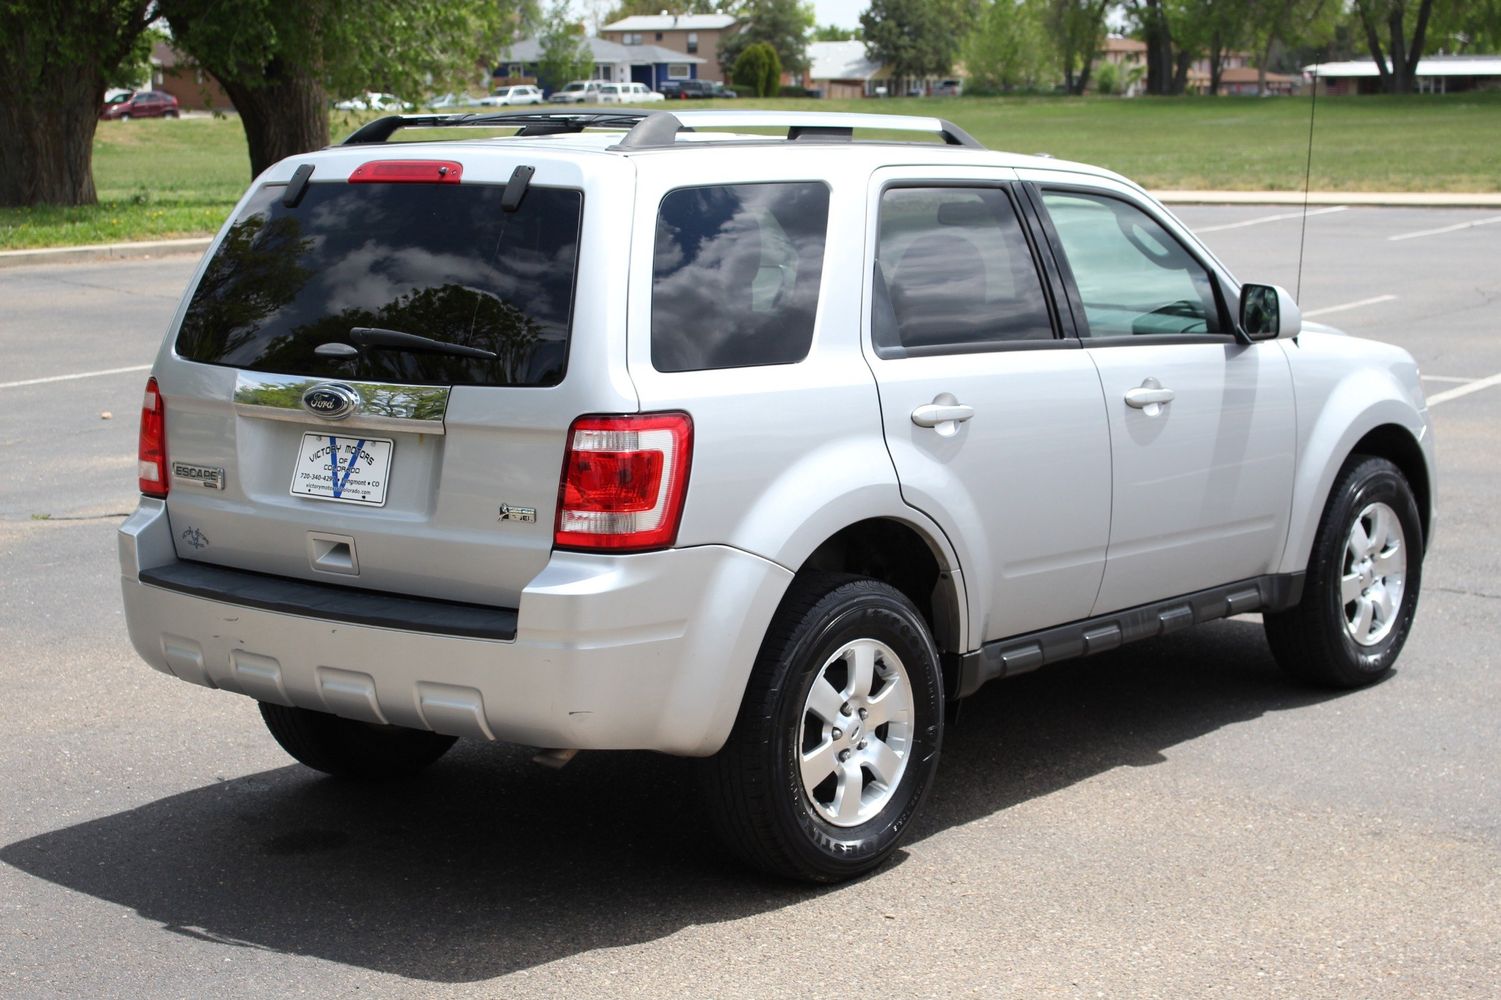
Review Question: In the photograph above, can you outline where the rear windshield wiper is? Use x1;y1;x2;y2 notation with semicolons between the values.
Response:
347;326;498;360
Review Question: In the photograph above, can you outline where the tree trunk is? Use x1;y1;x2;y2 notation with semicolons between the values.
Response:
1141;0;1175;96
219;68;330;179
1208;33;1224;96
0;67;105;206
1172;49;1193;95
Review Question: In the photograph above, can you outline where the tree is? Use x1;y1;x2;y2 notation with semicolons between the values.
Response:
861;0;972;87
1351;0;1437;92
160;0;532;180
0;1;154;206
813;23;859;41
720;0;815;76
535;0;595;91
1429;0;1501;53
1042;0;1111;94
961;0;1056;93
733;41;782;96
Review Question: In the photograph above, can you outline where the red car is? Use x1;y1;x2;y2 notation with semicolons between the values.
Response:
100;90;181;120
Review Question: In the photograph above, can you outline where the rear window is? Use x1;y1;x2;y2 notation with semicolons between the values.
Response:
175;178;582;387
651;182;830;372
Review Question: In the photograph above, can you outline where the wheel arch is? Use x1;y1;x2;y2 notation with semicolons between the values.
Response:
1280;391;1434;576
796;516;967;663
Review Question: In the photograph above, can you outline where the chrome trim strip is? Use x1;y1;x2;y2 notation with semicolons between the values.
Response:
234;373;449;435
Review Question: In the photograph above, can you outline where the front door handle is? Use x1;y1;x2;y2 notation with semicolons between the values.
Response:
1124;377;1174;416
911;393;974;437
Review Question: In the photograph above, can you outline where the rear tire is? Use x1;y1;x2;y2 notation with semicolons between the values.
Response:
703;574;945;882
1265;456;1423;688
259;702;457;779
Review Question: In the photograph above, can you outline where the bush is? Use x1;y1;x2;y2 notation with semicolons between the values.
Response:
733;42;783;98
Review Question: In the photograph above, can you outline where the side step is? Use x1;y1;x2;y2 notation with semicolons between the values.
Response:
948;573;1303;699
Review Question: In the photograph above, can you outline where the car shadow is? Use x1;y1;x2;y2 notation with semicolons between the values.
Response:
2;619;1343;982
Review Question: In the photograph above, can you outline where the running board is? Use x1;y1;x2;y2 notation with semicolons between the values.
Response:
948;573;1304;699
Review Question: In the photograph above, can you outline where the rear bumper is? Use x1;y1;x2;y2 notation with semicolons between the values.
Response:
119;500;792;755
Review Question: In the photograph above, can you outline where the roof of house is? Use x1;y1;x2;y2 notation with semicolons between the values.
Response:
504;36;705;66
807;41;884;82
1100;36;1147;54
1305;55;1501;78
604;14;737;31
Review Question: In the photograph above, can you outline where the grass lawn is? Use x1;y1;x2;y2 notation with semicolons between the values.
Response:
2;94;1497;250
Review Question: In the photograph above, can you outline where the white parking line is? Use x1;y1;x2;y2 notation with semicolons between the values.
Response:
0;364;151;390
1388;216;1501;242
1194;206;1348;233
1302;294;1398;319
1420;375;1477;384
1426;371;1501;407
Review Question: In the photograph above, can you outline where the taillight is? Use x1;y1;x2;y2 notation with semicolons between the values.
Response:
138;376;167;498
555;413;693;552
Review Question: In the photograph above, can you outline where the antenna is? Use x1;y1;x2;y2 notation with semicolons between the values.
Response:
1295;59;1321;301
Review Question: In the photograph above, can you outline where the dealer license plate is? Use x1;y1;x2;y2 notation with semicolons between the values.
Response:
289;433;394;507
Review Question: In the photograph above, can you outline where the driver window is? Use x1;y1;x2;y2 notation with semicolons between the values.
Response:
1041;190;1222;337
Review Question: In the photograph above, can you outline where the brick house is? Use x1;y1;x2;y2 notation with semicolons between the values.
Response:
599;13;739;84
149;41;231;111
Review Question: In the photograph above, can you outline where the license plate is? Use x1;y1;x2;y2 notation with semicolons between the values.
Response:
289;433;394;507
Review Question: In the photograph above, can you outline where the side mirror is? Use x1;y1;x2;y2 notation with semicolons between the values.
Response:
1238;283;1301;341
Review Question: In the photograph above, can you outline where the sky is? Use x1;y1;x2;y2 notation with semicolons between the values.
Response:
811;0;865;29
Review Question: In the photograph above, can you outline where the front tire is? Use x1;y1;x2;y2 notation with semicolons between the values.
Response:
704;575;945;882
1265;455;1423;688
259;703;457;779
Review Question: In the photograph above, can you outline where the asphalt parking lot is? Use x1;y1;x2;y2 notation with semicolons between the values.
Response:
1;205;1498;998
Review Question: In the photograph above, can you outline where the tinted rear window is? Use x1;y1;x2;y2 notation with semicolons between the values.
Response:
651;182;830;372
175;179;582;387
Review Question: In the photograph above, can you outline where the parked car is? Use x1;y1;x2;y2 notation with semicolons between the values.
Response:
547;80;610;104
659;79;737;99
612;81;665;103
120;109;1434;884
333;92;412;112
425;93;488;110
99;90;180;120
481;85;543;106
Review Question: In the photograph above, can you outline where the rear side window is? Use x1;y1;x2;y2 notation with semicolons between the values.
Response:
175;179;583;387
651;182;830;372
874;186;1053;357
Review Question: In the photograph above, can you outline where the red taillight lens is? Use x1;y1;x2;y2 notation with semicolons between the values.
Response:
555;413;693;552
348;160;463;184
138;376;167;498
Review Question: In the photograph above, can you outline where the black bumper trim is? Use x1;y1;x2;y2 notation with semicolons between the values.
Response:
138;561;519;641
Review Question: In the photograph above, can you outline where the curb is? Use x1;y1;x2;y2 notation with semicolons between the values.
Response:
3;192;1499;267
1154;190;1501;207
0;236;212;269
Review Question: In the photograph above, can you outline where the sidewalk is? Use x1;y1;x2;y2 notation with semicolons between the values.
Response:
3;191;1500;268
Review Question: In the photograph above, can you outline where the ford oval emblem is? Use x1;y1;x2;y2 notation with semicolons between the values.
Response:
301;383;360;420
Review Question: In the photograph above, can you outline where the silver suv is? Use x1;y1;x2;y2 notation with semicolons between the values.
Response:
120;110;1434;882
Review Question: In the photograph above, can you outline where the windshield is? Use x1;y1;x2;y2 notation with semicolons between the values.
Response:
175;178;583;387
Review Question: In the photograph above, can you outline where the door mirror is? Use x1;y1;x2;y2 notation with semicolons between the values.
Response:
1239;283;1301;340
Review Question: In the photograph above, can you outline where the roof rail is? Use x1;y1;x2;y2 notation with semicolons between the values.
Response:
338;108;985;151
613;110;985;149
341;110;653;145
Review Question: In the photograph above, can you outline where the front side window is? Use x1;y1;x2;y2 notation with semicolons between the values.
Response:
1041;190;1223;337
652;182;830;372
873;186;1053;356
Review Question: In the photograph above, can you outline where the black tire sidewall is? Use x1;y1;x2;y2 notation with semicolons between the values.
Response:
767;585;944;877
1313;459;1423;679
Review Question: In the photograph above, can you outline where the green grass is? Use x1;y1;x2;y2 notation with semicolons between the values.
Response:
3;94;1498;250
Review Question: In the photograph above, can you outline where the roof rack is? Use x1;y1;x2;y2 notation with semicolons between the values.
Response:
341;109;985;150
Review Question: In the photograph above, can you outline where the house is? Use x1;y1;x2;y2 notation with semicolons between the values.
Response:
600;13;739;84
803;40;887;98
1305;55;1501;95
497;36;706;94
148;41;231;111
1185;51;1300;95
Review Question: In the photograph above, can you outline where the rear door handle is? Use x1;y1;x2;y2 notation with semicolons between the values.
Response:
911;393;974;437
1124;378;1174;415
